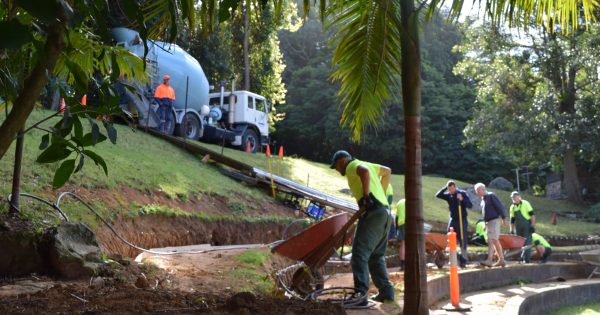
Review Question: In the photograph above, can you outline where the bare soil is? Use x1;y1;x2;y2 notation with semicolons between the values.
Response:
0;285;345;314
42;184;293;217
0;244;343;314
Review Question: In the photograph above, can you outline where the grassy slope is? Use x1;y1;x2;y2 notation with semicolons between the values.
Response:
1;108;597;236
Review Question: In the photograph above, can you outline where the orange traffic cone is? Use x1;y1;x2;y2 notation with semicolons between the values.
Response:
59;98;66;112
266;145;271;157
551;212;557;225
81;94;87;106
246;141;252;153
278;145;284;158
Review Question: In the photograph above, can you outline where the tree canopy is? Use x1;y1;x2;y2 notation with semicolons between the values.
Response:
455;22;600;201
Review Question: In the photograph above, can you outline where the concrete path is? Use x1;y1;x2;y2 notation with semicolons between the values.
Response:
430;278;600;315
134;243;267;262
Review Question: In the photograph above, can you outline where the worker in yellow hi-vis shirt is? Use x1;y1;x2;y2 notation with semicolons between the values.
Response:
330;150;395;304
386;184;397;240
395;198;406;271
509;191;536;263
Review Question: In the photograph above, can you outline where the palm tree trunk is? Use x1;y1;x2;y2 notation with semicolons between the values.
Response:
400;0;428;313
0;23;65;161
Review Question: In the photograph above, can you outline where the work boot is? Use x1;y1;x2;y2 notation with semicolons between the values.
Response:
349;291;368;307
371;293;395;303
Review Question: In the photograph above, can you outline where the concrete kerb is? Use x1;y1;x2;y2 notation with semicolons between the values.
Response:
427;262;595;307
504;279;600;315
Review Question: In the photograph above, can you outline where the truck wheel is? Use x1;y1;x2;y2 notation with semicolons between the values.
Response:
178;113;201;140
242;129;258;153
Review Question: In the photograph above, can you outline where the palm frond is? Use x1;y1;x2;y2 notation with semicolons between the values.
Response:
327;0;402;141
438;0;599;31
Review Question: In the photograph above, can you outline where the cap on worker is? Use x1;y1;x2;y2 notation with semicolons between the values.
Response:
330;150;351;169
163;74;170;81
510;191;520;198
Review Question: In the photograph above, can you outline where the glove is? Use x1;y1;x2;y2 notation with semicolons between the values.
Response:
530;225;535;233
358;193;375;210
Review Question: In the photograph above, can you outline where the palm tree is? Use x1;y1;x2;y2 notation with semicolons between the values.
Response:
314;0;598;313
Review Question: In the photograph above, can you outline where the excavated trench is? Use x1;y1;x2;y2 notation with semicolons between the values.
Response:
95;215;304;257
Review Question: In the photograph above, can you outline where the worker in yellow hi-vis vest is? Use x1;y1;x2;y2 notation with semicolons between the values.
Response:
330;150;395;304
509;191;536;263
386;184;397;240
395;198;406;271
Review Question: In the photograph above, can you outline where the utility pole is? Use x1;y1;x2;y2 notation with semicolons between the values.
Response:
514;167;520;192
523;166;531;192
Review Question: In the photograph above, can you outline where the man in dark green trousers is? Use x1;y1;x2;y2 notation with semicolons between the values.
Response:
509;191;536;263
330;150;395;304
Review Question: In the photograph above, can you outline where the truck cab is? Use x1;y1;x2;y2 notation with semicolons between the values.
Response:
203;90;270;152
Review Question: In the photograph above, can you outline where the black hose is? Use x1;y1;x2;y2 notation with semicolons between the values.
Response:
8;192;274;256
7;193;69;221
308;287;373;309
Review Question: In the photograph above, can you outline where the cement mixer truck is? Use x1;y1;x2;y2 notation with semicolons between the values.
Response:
111;28;269;153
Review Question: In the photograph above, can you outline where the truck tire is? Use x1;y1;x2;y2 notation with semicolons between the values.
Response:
242;129;258;153
178;112;201;140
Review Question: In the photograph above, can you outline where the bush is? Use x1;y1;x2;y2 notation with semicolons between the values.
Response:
585;203;600;223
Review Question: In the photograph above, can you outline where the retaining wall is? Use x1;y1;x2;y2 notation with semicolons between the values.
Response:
427;262;595;306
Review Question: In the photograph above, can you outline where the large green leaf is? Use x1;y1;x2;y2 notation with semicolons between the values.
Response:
73;115;83;139
0;20;34;49
80;132;107;147
75;154;85;173
83;149;108;175
103;121;118;144
39;134;50;150
53;159;76;188
37;143;72;163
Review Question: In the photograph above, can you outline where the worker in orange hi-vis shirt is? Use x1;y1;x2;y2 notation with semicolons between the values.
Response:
154;75;176;134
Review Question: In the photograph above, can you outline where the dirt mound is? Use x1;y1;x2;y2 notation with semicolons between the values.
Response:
0;278;345;315
0;252;345;315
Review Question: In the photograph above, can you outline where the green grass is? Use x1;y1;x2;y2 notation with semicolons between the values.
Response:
138;203;293;224
230;249;276;294
548;302;600;315
1;108;599;237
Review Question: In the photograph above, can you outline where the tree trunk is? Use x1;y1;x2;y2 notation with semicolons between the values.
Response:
9;129;24;214
400;0;428;313
563;148;582;203
547;34;583;203
0;23;65;161
243;0;250;90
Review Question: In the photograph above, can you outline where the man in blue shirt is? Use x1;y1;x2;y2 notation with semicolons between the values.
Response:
475;183;508;267
436;180;472;267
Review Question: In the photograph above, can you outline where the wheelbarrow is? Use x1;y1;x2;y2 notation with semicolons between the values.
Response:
498;234;527;260
425;233;448;268
580;248;600;279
